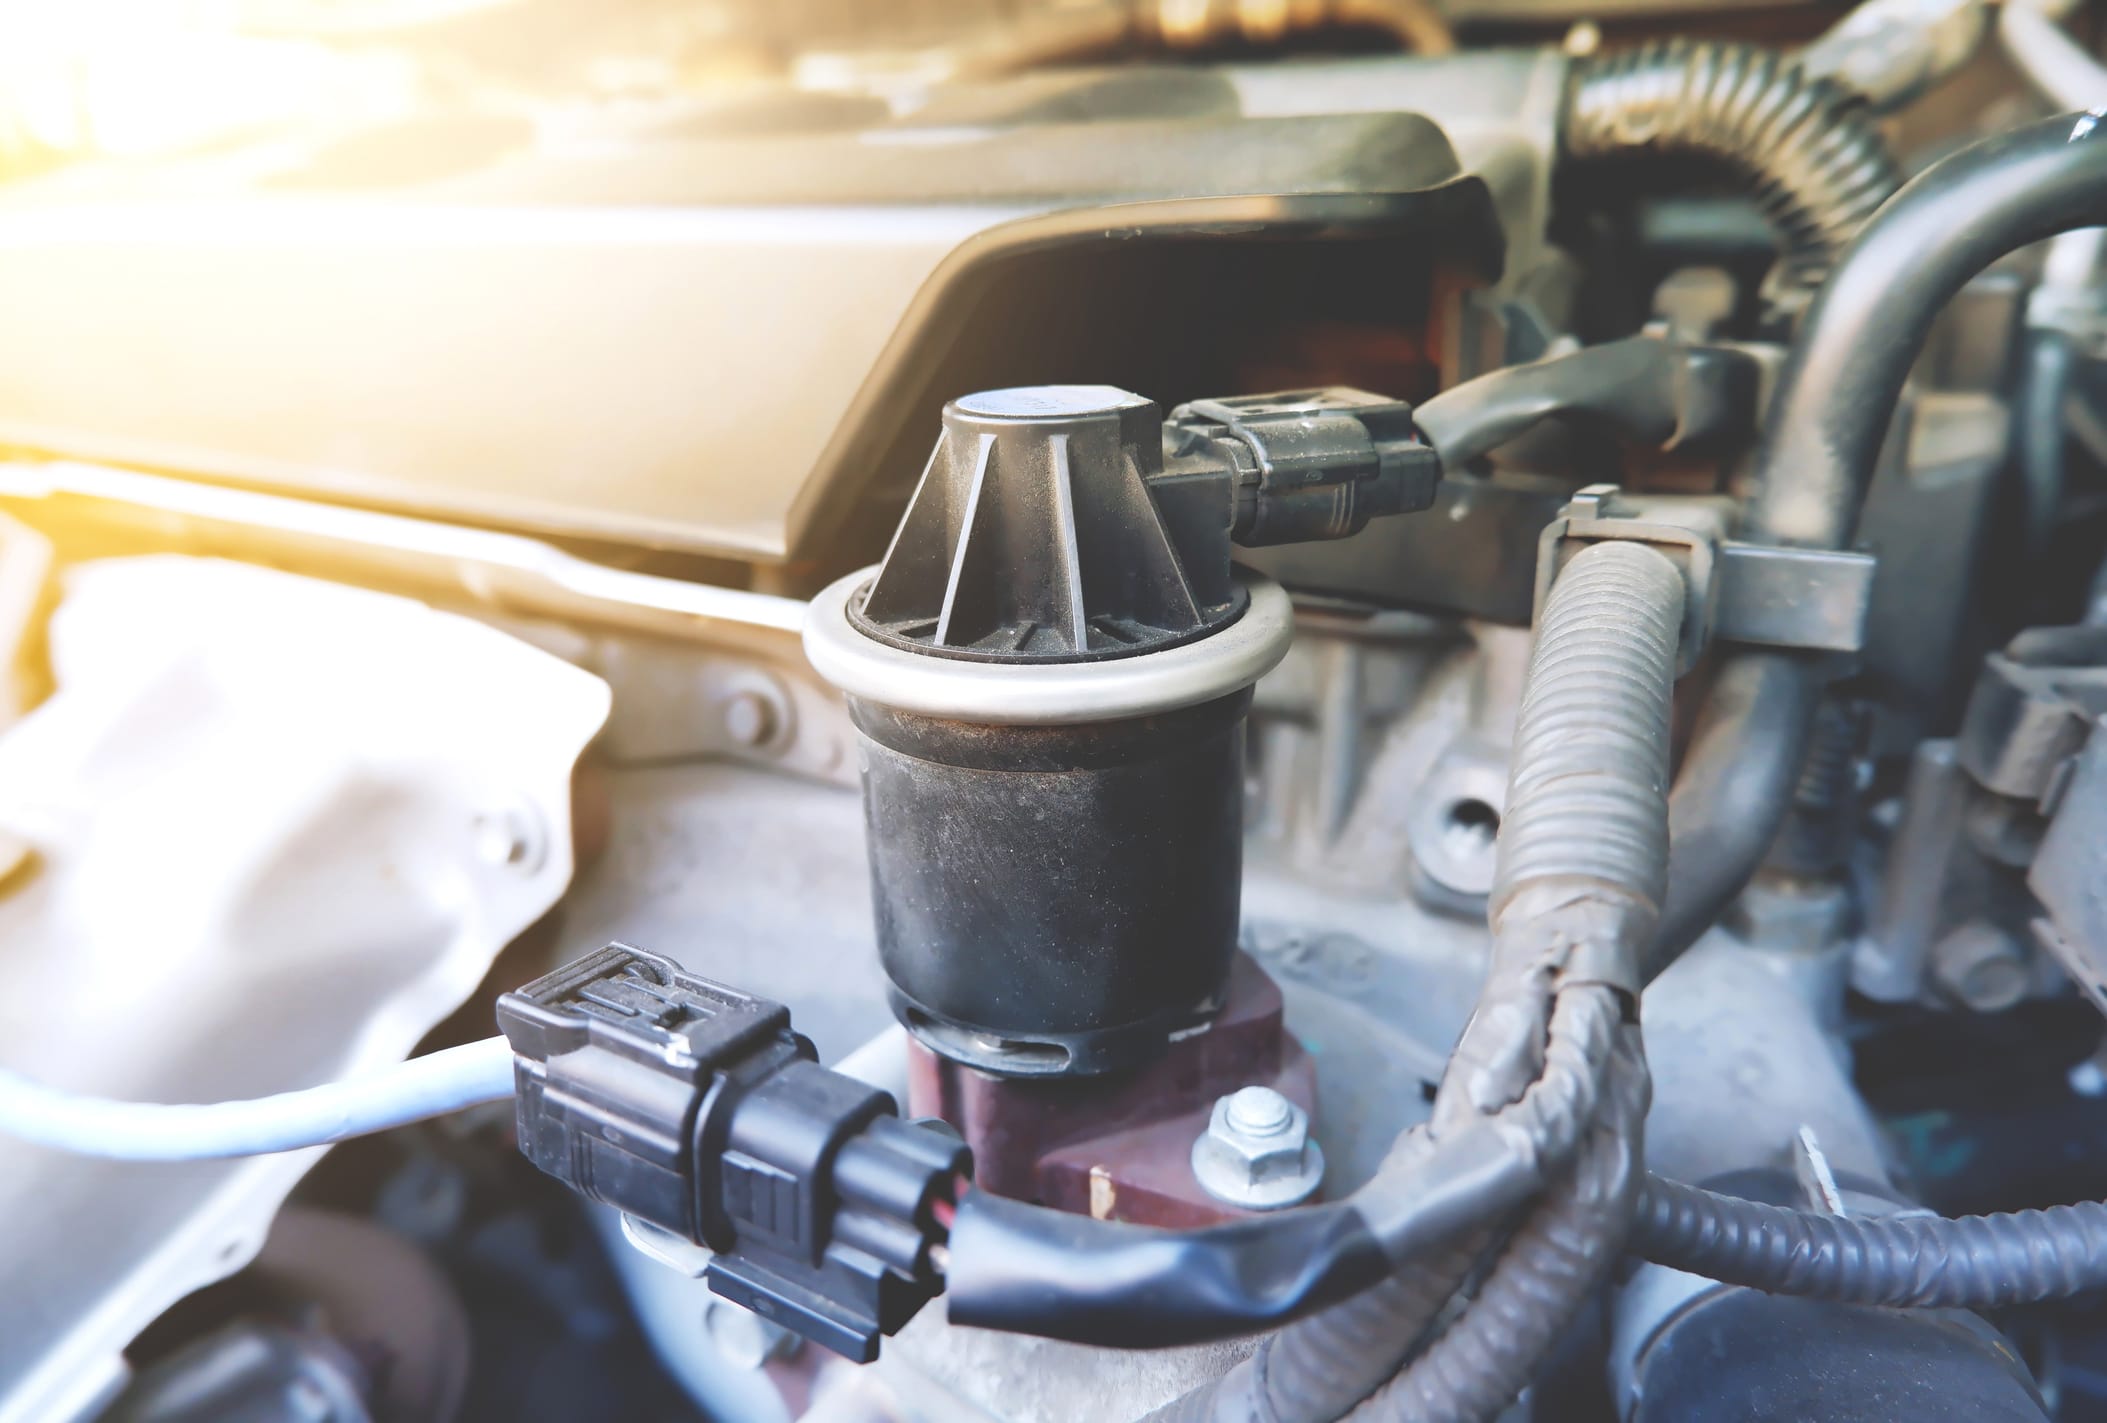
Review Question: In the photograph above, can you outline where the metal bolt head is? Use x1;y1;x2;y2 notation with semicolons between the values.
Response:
1191;1086;1324;1211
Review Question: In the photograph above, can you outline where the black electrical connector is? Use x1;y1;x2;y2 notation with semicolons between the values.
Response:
495;944;970;1362
1164;387;1441;547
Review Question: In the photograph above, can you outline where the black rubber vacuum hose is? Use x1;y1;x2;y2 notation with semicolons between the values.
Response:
1747;110;2107;549
1561;39;1901;293
1649;112;2107;981
1616;107;2107;1345
1634;1175;2107;1310
2017;326;2077;564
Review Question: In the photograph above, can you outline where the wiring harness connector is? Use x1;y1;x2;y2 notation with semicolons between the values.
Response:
497;943;969;1361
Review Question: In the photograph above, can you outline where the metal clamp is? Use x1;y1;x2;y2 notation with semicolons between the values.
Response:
1534;485;1877;671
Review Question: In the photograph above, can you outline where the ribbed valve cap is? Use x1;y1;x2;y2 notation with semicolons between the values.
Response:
849;385;1242;663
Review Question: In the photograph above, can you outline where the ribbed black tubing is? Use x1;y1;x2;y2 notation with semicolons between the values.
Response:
1561;39;1900;292
1634;1176;2107;1310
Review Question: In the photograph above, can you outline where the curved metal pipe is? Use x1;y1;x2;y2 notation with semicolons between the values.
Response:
1745;111;2107;549
1652;115;2107;980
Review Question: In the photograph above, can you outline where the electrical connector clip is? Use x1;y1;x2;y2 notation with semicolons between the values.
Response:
497;944;970;1361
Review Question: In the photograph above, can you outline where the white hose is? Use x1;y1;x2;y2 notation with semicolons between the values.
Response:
0;1035;517;1161
2001;0;2107;111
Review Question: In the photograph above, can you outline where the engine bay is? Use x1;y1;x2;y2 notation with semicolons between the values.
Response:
2;2;2107;1419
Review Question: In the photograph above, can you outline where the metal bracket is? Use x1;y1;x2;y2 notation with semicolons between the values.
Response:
1534;485;1876;672
1534;485;1729;675
1712;542;1876;656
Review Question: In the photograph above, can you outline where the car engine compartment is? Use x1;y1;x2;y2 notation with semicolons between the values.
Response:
3;1;2107;1419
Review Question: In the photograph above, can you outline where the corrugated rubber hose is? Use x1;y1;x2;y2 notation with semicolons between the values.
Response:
1147;540;1685;1423
1478;540;1681;934
1633;1175;2107;1310
1339;542;1679;1423
1560;38;1901;296
1349;1035;1649;1423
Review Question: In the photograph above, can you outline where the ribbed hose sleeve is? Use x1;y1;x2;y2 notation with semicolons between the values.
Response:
1247;1250;1480;1422
1329;541;1682;1420
1350;1034;1650;1423
1633;1175;2107;1310
1140;1174;1485;1423
1434;969;1621;1148
1489;539;1684;936
1154;545;1683;1421
1561;39;1901;293
1138;991;1623;1423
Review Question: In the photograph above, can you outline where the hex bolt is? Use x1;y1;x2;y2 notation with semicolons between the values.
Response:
1190;1085;1325;1212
